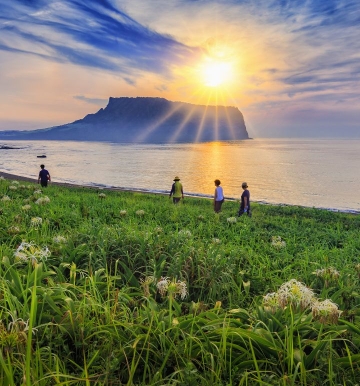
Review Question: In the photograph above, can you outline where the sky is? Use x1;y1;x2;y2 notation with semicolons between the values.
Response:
0;0;359;138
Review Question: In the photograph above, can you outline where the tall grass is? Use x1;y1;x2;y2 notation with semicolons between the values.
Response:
0;177;359;384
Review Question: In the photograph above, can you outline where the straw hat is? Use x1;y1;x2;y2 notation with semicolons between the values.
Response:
173;176;180;181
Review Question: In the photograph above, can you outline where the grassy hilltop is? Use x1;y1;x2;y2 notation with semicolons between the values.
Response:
0;176;359;385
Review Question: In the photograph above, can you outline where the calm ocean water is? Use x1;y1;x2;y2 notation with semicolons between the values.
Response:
0;139;359;213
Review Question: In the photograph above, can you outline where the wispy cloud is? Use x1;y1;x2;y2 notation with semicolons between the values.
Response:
155;84;168;92
123;77;136;86
0;0;200;75
1;0;360;136
73;95;108;105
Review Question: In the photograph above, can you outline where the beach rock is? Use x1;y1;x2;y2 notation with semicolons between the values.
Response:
0;97;249;143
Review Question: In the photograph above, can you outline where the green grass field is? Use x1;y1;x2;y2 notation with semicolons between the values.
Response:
0;176;359;385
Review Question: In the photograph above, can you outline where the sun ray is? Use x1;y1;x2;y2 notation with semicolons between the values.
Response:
215;91;219;142
134;88;204;143
168;89;208;143
218;90;237;140
134;103;183;143
195;91;214;143
167;105;197;143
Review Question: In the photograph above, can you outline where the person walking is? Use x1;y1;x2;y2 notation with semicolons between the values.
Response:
238;182;251;217
38;164;51;187
213;179;224;213
169;176;184;204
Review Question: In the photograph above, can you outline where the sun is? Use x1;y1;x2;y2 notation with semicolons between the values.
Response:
201;59;233;88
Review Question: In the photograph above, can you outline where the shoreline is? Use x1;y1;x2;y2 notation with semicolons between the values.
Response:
0;170;165;194
1;170;359;215
0;170;223;200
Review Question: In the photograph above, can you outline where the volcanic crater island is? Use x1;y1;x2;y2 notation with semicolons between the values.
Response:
0;97;249;143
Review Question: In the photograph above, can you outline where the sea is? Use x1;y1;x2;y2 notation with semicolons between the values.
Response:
0;138;359;213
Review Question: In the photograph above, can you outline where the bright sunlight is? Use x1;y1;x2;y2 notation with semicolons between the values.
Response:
201;59;233;87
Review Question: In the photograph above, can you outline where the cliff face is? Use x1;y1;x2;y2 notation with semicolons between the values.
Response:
0;97;249;143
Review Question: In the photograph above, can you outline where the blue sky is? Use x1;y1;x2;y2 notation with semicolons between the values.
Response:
0;0;359;137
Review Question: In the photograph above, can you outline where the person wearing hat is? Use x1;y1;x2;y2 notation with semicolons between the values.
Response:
238;182;251;217
169;176;184;204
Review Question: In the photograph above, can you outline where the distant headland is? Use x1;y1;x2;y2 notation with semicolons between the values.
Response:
0;97;249;143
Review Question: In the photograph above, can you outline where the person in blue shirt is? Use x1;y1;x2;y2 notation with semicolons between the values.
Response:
38;164;51;187
238;182;251;217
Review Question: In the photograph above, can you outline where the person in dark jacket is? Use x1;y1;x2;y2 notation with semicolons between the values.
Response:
238;182;251;217
38;164;51;187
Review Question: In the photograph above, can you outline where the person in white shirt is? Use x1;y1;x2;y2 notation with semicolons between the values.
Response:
214;179;224;213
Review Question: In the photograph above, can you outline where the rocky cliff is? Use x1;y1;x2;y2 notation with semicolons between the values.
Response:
0;97;249;143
